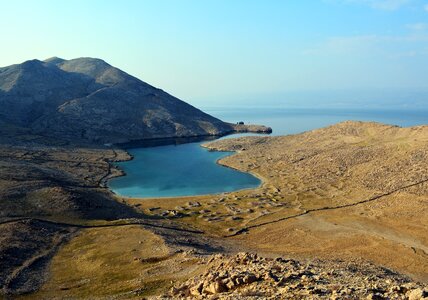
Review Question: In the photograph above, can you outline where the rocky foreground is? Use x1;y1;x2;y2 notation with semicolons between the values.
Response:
166;253;427;299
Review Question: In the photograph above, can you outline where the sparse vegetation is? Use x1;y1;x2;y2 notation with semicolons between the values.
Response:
1;121;427;298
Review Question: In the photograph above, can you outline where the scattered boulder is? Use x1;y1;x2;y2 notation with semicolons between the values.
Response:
168;253;427;299
408;288;428;300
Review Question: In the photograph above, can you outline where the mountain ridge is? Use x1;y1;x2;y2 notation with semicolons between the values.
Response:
0;57;271;144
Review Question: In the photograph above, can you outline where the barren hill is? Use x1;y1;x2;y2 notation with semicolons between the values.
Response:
0;57;270;144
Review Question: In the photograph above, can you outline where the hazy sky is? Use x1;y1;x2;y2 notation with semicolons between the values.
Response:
1;0;428;107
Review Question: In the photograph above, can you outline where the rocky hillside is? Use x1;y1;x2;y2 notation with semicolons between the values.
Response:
168;253;427;299
0;57;270;144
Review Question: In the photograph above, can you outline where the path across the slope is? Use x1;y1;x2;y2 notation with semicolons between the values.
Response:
227;177;428;237
0;217;204;234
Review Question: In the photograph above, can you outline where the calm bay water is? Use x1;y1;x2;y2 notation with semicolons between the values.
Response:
108;141;261;198
108;107;428;198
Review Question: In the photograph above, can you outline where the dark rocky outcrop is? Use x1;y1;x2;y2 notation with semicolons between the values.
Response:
0;57;270;144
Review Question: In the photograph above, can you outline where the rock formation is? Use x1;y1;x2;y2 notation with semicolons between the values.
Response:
169;252;428;299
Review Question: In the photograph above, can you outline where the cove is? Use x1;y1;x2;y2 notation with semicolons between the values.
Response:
108;139;261;198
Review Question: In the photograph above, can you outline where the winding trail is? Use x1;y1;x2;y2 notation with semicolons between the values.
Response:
0;217;204;234
227;177;428;237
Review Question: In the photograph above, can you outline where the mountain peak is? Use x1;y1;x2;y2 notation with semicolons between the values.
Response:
44;57;66;65
21;59;44;68
56;57;124;86
60;57;110;68
0;57;235;143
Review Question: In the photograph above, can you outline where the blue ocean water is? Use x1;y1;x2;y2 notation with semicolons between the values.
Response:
108;107;428;198
206;107;428;136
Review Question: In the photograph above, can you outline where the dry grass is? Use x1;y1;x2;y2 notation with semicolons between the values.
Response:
123;121;428;282
22;225;204;299
5;121;428;299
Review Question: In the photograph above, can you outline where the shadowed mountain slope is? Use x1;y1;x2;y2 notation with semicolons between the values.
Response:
0;57;269;144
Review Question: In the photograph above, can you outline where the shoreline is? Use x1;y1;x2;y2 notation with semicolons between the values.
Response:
104;131;271;200
112;124;272;149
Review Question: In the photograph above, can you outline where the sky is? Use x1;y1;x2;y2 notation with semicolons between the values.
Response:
1;0;428;108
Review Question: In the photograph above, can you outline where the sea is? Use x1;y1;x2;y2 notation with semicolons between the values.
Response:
108;107;428;198
207;107;428;136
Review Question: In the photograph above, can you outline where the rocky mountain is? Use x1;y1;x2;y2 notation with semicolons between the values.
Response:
0;57;270;144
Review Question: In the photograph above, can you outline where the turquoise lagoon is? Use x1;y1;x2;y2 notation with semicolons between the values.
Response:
108;107;428;198
108;140;261;198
